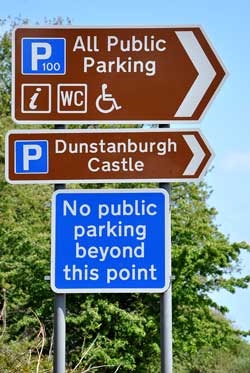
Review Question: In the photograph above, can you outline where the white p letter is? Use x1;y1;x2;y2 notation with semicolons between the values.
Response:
31;42;52;71
23;144;42;170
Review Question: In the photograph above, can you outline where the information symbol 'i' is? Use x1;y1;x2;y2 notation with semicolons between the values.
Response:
21;84;51;114
29;87;42;110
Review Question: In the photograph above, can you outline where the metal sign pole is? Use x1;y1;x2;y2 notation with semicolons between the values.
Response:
159;124;172;373
53;290;66;373
53;124;66;373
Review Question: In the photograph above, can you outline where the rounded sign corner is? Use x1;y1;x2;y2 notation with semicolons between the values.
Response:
4;173;13;184
52;188;65;199
11;111;19;124
156;188;170;198
159;282;168;293
50;281;62;294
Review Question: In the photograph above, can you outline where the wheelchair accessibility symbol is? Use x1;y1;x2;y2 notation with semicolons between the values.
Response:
96;84;122;114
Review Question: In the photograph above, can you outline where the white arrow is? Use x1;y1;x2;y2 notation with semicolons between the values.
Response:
174;31;216;118
182;134;205;176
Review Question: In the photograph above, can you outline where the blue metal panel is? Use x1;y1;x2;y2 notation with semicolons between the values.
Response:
51;189;169;293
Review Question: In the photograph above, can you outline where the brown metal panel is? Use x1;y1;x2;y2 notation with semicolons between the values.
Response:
6;129;213;183
12;27;226;123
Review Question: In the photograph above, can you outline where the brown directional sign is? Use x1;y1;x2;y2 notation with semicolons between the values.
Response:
5;129;213;184
12;26;226;124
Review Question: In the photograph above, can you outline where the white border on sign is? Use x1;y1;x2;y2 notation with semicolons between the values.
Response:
5;128;215;184
50;188;170;294
11;25;228;125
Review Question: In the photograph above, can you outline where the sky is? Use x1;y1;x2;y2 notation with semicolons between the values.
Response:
1;0;250;335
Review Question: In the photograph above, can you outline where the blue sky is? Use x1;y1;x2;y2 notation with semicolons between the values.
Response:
1;0;250;335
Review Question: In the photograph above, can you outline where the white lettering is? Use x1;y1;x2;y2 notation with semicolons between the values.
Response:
60;91;74;106
75;242;145;262
73;36;86;52
107;36;119;51
74;91;84;106
88;157;144;173
23;144;42;170
82;56;156;76
55;139;67;154
107;35;167;53
63;200;77;216
31;42;52;71
63;264;99;281
106;264;157;284
83;57;95;72
73;36;99;52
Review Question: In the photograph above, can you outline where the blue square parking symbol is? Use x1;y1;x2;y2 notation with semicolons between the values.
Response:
15;140;48;174
22;38;66;74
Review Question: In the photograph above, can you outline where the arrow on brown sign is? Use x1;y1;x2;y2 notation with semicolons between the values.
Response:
182;134;206;175
174;31;217;118
6;129;214;184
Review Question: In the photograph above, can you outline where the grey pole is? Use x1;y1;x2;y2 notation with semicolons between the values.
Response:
159;124;172;373
53;124;66;373
53;289;66;373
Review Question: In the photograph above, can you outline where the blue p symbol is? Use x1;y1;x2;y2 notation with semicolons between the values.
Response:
15;141;48;174
22;38;66;74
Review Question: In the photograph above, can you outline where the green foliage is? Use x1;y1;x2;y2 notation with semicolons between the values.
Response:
0;336;52;372
0;30;11;116
0;16;30;116
175;338;250;373
171;182;250;364
65;293;161;372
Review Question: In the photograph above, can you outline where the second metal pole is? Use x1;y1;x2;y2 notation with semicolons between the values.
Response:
159;124;173;373
53;292;66;373
53;125;66;373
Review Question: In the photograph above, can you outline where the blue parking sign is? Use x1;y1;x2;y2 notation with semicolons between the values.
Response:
51;189;169;293
22;38;66;74
15;140;48;174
